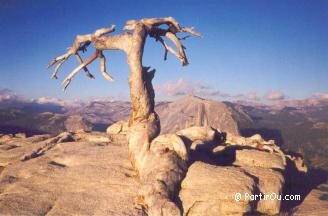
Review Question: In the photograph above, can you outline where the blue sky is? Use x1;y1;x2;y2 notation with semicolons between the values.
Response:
0;0;327;102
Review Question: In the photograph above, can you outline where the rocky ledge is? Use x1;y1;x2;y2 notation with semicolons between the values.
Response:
0;125;324;215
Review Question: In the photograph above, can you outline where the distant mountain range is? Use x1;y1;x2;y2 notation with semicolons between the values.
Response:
230;99;328;171
0;92;327;171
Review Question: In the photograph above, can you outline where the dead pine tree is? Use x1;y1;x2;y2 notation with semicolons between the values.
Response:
48;17;201;216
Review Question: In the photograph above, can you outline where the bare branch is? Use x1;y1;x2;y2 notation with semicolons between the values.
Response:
75;53;95;79
180;27;203;38
94;25;116;37
48;33;94;68
98;51;114;81
145;20;201;66
141;17;181;31
51;60;65;79
47;52;71;69
178;35;191;41
157;36;180;61
62;51;99;90
159;38;168;60
124;17;181;31
48;25;117;84
165;32;188;66
47;36;91;77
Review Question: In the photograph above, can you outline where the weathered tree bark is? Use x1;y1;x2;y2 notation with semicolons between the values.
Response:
48;17;201;216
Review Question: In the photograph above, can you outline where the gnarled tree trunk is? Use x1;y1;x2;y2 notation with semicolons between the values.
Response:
48;17;201;216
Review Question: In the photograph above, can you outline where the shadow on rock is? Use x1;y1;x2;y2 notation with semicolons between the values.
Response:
282;163;328;212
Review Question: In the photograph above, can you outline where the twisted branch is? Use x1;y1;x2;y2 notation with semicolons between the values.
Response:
48;18;201;89
157;36;178;61
48;25;116;89
62;50;99;90
146;18;202;66
75;53;95;79
99;51;114;81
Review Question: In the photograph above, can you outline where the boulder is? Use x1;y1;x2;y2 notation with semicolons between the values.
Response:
14;133;27;139
106;120;129;135
241;166;284;215
0;134;13;142
179;162;256;216
226;133;276;148
176;126;218;143
233;149;285;171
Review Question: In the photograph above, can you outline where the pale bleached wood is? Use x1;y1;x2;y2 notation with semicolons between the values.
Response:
48;17;201;216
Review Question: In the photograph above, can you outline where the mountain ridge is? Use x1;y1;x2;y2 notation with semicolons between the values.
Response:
1;95;328;171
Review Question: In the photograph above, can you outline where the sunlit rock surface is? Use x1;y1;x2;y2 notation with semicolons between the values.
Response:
0;129;324;215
